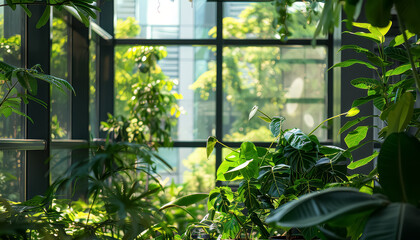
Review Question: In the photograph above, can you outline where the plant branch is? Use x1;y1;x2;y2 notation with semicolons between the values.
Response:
0;0;72;7
0;80;19;109
309;112;348;136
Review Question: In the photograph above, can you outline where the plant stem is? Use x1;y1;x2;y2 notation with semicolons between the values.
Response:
0;81;19;109
216;140;239;153
86;191;98;226
309;112;347;136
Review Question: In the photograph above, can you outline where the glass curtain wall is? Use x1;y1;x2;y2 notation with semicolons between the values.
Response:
113;0;332;193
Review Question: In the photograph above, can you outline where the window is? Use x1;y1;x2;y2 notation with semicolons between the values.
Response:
113;0;334;191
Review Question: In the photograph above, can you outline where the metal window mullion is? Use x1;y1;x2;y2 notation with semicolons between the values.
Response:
327;33;334;140
215;0;223;186
69;15;90;200
98;0;115;138
25;5;51;200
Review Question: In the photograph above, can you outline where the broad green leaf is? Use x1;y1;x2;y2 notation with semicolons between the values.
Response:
384;46;409;63
222;216;241;239
348;151;379;170
208;187;233;213
352;94;381;108
330;59;377;70
258;165;289;198
36;7;51;29
344;126;369;148
206;136;217;159
238;179;260;210
266;188;389;228
284;128;313;152
339;116;373;134
385;62;420;77
269;116;285;137
390;31;416;47
19;4;32;17
160;193;208;211
378;133;420;205
365;0;392;29
0;106;13;118
387;92;414;135
350;78;381;89
361;203;420;240
249;105;258;120
346;107;360;117
352;22;372;30
225;159;254;179
283;145;317;174
239;142;260;179
395;0;420;35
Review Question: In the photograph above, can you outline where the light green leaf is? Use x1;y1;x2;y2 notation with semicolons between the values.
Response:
387;92;414;135
258;116;271;123
348;151;379;170
346;107;360;117
344;126;369;148
206;136;217;159
361;203;420;240
352;94;382;108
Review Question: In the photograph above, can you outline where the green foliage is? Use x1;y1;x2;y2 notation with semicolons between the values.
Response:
4;0;99;28
266;20;420;239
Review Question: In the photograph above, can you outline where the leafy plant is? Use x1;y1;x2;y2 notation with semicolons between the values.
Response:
266;21;420;240
171;106;365;239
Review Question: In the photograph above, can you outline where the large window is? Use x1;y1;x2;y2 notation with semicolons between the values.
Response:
113;0;333;191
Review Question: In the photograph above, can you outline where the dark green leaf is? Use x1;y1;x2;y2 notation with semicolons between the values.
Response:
269;116;285;137
284;145;317;174
385;62;420;77
378;133;420;205
36;7;51;29
344;126;369;148
266;188;389;228
339;116;374;134
386;92;414;135
352;94;382;108
258;164;289;198
206;136;217;159
394;0;420;35
361;203;420;240
365;0;392;28
384;46;409;63
284;128;313;151
250;212;270;238
160;193;208;211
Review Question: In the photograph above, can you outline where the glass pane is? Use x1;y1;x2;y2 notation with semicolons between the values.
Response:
89;33;98;138
51;10;71;139
114;45;216;141
156;148;215;193
222;46;328;142
115;0;216;39
0;8;24;138
0;150;25;201
223;2;325;39
50;149;71;184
